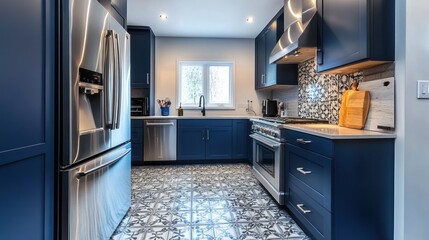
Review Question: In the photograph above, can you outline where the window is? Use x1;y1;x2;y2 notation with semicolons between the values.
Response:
178;61;234;109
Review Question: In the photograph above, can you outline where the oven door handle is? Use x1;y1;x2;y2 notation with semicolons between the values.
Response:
250;134;281;149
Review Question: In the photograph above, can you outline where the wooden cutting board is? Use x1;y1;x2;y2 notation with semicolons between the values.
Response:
359;77;395;132
339;83;371;129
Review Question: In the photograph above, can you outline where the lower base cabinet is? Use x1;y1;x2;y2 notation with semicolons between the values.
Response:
131;120;143;164
177;119;249;161
285;130;394;240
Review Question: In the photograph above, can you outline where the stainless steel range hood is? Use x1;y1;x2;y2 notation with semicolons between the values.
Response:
270;0;317;64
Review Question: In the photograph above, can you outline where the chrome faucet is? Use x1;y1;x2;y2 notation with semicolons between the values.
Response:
198;95;206;116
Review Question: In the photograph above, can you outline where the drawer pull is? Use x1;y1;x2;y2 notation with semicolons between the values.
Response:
297;167;312;175
297;204;312;214
296;138;312;144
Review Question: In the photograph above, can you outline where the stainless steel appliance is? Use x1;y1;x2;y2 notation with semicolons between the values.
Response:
262;99;278;117
59;0;131;239
270;0;318;64
250;117;328;205
144;119;177;161
131;97;149;116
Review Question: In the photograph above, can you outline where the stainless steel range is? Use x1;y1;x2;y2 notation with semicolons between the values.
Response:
250;117;327;205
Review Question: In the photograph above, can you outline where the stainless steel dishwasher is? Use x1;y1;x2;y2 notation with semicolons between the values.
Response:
143;119;177;161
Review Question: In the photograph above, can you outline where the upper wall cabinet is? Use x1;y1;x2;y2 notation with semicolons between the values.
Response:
317;0;395;74
98;0;127;27
128;26;155;89
255;9;298;90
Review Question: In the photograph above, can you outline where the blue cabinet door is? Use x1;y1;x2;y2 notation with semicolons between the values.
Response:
205;127;233;160
233;120;249;159
177;127;206;160
131;120;144;164
129;27;154;88
0;0;55;239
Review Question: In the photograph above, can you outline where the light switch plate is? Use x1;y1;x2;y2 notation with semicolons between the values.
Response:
417;80;429;99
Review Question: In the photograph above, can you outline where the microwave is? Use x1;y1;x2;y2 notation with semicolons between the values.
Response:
131;98;149;116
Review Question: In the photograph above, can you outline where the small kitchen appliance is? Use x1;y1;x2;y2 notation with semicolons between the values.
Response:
262;99;278;117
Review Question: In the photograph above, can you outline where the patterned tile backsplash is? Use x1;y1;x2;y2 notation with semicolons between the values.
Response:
274;59;364;124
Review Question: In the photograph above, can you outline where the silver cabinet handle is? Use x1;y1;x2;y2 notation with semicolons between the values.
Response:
76;149;131;179
146;73;149;84
146;122;175;126
297;204;312;214
296;138;312;144
207;129;210;140
297;167;312;175
202;130;205;140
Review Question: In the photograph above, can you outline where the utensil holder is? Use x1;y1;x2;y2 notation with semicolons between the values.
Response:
160;106;170;116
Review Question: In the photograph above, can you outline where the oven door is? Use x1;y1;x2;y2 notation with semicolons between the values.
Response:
250;133;285;205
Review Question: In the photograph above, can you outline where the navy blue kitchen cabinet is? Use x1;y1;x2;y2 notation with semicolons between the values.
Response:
205;127;233;160
0;0;55;239
131;120;144;165
255;9;298;89
233;120;250;159
128;26;155;89
177;127;207;160
98;0;127;27
285;130;394;240
178;119;251;161
317;0;394;73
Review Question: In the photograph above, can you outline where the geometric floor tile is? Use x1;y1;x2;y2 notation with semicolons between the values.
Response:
111;163;310;240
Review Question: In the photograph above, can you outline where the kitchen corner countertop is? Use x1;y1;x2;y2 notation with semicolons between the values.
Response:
131;115;258;120
281;124;396;139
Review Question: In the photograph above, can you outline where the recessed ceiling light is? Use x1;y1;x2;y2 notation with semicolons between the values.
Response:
246;17;254;23
160;13;168;20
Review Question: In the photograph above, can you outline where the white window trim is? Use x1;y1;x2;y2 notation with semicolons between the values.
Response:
177;60;235;110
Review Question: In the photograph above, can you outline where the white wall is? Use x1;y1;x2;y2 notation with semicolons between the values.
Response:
396;1;429;239
404;1;429;239
154;37;268;116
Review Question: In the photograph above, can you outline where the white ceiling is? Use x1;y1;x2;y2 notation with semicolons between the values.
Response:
127;0;284;38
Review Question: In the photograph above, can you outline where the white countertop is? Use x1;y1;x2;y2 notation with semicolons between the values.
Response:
131;115;258;120
281;124;396;139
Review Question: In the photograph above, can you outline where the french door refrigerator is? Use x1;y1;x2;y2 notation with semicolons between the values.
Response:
59;0;131;239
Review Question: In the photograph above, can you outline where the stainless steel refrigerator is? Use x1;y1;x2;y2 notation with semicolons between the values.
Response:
59;0;131;239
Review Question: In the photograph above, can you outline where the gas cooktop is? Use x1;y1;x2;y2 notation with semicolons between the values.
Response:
259;117;329;124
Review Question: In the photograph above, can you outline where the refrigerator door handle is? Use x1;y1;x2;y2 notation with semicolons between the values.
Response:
104;30;114;129
75;148;131;179
114;32;122;129
111;31;118;130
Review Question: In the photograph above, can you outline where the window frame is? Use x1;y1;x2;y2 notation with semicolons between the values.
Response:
177;60;235;110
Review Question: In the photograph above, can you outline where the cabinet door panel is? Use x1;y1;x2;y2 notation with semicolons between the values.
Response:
233;120;249;159
265;23;277;86
319;0;368;71
130;30;151;88
177;128;206;160
206;127;233;160
0;0;55;239
255;35;266;88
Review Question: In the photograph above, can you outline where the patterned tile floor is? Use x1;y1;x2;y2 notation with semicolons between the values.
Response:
111;164;310;240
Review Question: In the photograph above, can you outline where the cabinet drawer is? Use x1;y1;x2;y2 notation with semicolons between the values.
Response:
287;144;332;211
288;183;331;240
285;130;333;157
131;128;143;143
178;119;233;128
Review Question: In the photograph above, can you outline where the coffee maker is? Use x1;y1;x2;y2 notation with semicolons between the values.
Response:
262;99;278;117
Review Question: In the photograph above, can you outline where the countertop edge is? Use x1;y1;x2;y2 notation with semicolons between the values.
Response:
131;116;258;120
280;124;397;139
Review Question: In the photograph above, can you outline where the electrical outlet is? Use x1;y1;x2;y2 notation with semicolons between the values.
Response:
417;80;429;99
